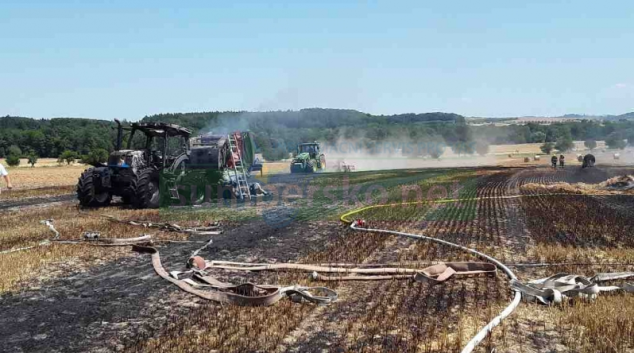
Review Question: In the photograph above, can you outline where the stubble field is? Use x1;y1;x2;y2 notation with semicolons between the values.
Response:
1;159;634;353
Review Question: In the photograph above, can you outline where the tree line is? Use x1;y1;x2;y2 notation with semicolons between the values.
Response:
2;109;634;164
0;116;117;166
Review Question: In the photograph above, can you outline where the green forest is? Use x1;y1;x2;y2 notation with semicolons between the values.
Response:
2;109;634;163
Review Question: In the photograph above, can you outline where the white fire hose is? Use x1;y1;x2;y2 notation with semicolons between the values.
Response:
350;220;521;353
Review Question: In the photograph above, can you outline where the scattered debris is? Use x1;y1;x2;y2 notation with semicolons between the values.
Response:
102;215;222;235
41;219;60;239
601;175;634;191
522;175;634;195
82;231;100;240
0;241;51;255
1;220;156;255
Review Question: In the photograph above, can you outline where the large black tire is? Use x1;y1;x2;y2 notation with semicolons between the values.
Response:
290;164;303;173
306;162;314;173
77;169;112;207
132;168;160;209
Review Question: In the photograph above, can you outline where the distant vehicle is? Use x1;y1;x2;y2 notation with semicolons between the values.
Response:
290;143;326;173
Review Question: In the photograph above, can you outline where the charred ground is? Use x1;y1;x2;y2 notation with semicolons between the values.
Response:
1;165;634;353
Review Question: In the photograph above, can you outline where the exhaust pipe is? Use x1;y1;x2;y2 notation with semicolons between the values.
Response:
114;119;123;151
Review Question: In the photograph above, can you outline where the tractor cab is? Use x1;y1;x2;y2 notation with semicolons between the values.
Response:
110;122;191;171
78;120;193;209
298;143;320;158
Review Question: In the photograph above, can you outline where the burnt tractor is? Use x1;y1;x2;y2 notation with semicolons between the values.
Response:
78;120;265;208
187;131;263;201
77;121;191;208
290;142;326;173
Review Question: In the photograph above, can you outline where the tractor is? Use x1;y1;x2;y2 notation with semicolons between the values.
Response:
290;142;326;173
77;120;191;208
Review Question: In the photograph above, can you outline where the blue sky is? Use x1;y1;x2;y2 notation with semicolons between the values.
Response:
1;0;633;120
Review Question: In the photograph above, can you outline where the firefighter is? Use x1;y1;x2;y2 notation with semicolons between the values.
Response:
551;155;557;169
559;154;565;168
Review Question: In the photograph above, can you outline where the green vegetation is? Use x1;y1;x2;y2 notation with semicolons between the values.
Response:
27;152;38;167
4;144;22;167
540;142;554;155
606;133;627;150
0;116;116;158
58;150;78;165
2;110;634;162
555;137;574;152
81;148;109;165
584;139;597;150
5;154;20;167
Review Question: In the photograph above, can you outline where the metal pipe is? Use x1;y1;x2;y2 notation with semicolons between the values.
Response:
114;119;123;151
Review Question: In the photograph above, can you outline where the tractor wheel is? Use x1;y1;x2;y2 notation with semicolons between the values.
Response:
132;168;160;209
77;169;112;207
306;162;314;173
290;164;303;173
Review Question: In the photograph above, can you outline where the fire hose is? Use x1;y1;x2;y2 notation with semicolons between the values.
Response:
339;196;634;353
133;245;338;306
1;220;154;255
202;260;497;282
341;217;520;353
5;194;632;351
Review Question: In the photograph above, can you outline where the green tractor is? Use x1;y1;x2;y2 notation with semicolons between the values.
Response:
290;142;326;173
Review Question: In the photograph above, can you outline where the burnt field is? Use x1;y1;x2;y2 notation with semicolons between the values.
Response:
1;165;634;353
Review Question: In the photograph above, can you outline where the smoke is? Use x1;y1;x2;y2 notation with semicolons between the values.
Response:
201;113;251;135
321;133;499;172
590;146;634;166
197;111;503;172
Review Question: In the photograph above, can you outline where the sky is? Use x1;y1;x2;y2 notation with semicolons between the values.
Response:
1;0;633;120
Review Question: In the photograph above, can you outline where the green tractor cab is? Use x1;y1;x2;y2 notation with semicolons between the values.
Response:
290;142;326;173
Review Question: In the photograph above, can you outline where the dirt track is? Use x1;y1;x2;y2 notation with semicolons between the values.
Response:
1;164;634;353
0;193;75;211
